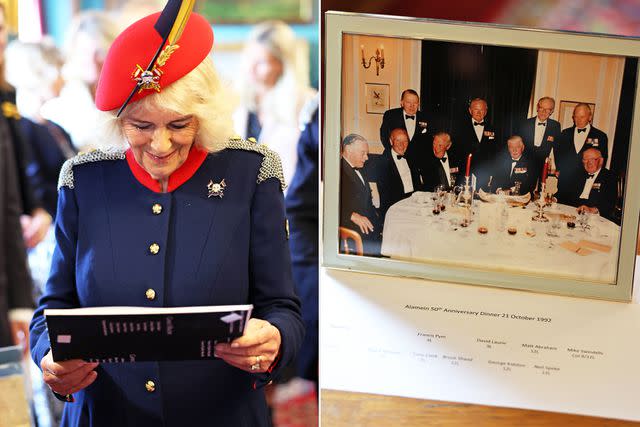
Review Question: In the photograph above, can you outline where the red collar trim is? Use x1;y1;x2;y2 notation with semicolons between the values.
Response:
125;146;208;193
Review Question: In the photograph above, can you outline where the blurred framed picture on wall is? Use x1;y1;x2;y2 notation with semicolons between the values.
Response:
323;11;640;301
197;0;313;23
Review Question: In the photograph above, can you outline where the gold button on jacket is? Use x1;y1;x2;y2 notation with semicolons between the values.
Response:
145;380;155;392
149;243;160;254
145;288;156;300
152;203;162;215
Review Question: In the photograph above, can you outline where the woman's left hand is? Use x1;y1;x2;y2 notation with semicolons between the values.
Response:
214;318;281;373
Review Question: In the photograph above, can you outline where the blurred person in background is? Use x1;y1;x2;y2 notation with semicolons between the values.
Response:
5;39;77;325
284;95;319;402
0;4;51;251
40;10;119;151
5;40;76;222
0;97;33;355
0;0;33;352
233;20;316;192
4;30;79;427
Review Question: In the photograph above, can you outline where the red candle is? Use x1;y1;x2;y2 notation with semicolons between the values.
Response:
465;153;472;177
541;158;549;184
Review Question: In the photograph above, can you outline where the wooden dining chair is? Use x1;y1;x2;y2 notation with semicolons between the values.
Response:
339;227;364;256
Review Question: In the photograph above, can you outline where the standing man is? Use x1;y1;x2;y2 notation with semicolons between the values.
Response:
379;89;431;168
453;97;499;190
555;103;608;201
422;132;462;191
562;148;616;220
340;134;381;255
374;128;423;222
0;115;33;351
493;136;536;195
519;96;561;188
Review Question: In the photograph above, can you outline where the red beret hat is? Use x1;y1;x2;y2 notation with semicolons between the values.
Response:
95;11;213;112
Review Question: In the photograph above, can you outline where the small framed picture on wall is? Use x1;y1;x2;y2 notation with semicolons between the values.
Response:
365;83;389;114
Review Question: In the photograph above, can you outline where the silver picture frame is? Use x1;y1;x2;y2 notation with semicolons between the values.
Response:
323;11;640;301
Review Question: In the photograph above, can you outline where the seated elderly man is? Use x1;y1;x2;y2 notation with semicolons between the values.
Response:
422;131;462;191
492;135;535;195
373;128;423;222
340;133;381;255
562;147;616;220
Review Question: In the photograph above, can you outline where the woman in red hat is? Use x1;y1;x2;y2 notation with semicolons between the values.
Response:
29;6;303;426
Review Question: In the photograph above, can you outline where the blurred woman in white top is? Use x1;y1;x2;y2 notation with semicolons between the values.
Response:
40;11;119;151
233;20;316;192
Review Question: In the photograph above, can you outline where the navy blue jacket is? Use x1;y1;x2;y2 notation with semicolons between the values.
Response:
492;150;536;195
556;125;608;200
373;148;422;222
30;143;303;427
519;117;561;189
18;117;76;217
452;117;500;190
564;167;617;221
284;106;318;381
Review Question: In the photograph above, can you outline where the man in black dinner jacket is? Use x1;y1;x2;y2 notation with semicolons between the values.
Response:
519;96;561;189
493;135;536;195
379;89;431;169
373;128;423;223
422;131;462;191
452;97;499;190
562;147;616;221
340;133;381;256
555;103;608;202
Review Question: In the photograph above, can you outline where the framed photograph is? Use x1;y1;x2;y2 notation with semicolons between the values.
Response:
559;101;596;130
323;11;640;301
196;0;313;23
365;83;389;114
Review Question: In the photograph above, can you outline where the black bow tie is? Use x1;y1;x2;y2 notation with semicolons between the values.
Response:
577;128;587;133
396;154;404;160
405;115;415;120
538;122;546;126
440;157;447;163
512;158;520;162
587;173;595;178
474;121;484;126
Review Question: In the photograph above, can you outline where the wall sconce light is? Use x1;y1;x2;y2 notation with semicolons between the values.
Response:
361;44;385;76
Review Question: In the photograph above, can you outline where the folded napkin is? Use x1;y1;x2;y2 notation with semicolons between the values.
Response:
559;241;593;256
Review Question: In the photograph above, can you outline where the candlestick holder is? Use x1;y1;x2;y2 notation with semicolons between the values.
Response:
361;45;385;76
456;176;474;208
532;182;549;222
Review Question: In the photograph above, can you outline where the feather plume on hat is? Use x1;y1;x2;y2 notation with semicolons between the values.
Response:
116;0;195;116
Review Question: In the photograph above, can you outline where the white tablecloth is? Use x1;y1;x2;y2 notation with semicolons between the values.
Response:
380;192;620;284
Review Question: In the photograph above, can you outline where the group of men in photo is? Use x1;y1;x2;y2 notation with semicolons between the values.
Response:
340;89;618;255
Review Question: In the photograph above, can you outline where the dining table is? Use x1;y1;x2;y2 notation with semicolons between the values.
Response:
380;191;620;284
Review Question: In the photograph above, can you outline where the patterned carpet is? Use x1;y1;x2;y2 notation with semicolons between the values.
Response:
269;378;318;427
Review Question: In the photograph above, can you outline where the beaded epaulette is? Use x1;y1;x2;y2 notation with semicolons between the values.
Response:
58;147;127;189
227;138;286;191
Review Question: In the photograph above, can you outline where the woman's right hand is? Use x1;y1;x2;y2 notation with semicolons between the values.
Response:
41;350;99;397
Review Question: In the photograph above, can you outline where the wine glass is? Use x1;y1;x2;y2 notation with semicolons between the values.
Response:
452;185;463;207
546;214;561;238
513;181;522;195
577;210;590;231
430;188;439;206
435;184;447;211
